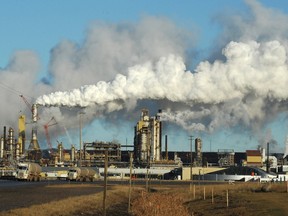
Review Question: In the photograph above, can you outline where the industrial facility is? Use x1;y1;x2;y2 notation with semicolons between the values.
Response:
0;104;288;183
133;109;162;165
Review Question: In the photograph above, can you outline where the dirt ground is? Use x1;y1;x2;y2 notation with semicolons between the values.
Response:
1;181;288;216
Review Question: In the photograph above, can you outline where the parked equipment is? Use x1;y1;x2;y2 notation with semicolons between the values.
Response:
16;162;42;181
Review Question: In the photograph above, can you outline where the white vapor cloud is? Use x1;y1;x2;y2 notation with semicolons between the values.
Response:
2;0;288;150
36;39;288;136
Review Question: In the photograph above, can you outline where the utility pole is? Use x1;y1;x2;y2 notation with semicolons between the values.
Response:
79;111;84;165
189;136;194;180
128;152;133;213
103;149;108;216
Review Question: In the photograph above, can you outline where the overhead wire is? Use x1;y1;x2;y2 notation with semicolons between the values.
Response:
0;81;34;100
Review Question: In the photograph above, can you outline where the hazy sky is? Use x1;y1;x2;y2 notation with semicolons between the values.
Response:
1;0;288;153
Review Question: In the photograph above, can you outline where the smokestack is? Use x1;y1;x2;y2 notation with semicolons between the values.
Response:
15;139;19;160
8;127;14;155
266;142;270;173
58;143;63;163
165;135;168;160
157;109;162;160
71;145;75;162
0;137;4;159
3;126;6;151
32;104;38;123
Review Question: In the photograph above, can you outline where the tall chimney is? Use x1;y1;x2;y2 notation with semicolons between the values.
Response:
266;142;270;173
3;126;6;151
165;135;168;160
157;109;162;160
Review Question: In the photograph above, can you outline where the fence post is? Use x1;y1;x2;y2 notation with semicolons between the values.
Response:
226;189;229;208
211;188;214;204
103;149;108;216
203;186;206;200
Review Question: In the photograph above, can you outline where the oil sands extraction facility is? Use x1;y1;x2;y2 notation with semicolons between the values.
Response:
0;98;288;182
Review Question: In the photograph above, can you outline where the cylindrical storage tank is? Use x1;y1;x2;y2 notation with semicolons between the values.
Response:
28;162;42;173
0;137;4;159
77;167;96;177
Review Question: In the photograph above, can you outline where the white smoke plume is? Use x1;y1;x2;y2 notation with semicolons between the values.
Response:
2;0;288;149
36;39;288;135
0;16;193;147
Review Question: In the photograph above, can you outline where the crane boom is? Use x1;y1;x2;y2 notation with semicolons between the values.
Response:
44;117;58;152
20;94;39;122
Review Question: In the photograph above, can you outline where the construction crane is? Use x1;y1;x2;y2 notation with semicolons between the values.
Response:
44;117;58;152
19;94;39;122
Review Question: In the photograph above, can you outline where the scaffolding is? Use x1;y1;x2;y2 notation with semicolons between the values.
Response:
83;141;121;166
217;149;235;167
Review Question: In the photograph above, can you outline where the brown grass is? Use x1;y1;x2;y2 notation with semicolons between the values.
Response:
0;185;134;216
1;182;288;216
131;182;288;216
131;190;189;216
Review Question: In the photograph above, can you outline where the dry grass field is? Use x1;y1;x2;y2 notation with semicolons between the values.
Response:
1;182;288;216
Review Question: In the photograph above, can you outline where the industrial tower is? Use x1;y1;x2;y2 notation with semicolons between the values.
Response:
134;109;162;165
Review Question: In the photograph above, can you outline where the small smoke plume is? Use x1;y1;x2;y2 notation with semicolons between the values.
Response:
284;136;288;158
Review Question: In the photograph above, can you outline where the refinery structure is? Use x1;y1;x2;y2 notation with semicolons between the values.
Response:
1;100;288;182
134;109;162;165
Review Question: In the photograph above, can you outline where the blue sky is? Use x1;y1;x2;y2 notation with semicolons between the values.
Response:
0;0;247;69
1;0;288;153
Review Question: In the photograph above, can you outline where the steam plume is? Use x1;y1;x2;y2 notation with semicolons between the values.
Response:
37;39;288;134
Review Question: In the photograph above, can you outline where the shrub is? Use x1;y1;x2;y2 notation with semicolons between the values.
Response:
131;191;189;216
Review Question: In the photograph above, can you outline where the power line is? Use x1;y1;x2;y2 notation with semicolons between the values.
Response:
0;81;34;100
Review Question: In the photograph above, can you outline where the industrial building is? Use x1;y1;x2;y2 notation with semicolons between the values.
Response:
246;150;263;166
1;106;288;183
133;109;162;165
